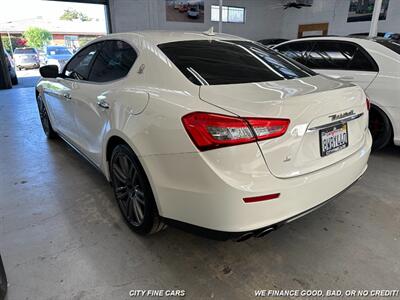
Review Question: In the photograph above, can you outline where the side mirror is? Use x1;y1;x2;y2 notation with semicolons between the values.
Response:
39;65;59;78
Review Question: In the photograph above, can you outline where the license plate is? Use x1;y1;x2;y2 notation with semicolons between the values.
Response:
319;123;348;157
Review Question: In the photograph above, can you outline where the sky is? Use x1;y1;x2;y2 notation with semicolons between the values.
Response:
0;0;106;24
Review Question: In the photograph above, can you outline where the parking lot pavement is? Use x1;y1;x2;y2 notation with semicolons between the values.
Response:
14;69;41;89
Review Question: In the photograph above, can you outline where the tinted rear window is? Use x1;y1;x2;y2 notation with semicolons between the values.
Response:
14;48;36;54
47;47;72;55
376;40;400;55
158;40;315;85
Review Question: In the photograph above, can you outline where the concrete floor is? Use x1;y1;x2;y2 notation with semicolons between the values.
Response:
0;87;399;300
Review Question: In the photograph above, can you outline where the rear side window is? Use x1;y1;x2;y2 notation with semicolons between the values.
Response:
376;40;400;55
89;40;137;82
158;40;314;85
274;41;313;66
276;40;377;72
14;48;36;54
308;41;377;71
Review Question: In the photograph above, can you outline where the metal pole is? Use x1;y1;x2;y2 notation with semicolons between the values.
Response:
104;1;113;33
369;0;383;38
218;0;223;33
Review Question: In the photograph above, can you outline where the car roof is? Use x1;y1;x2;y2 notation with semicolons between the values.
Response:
285;36;371;42
93;30;249;45
278;36;397;44
273;36;391;49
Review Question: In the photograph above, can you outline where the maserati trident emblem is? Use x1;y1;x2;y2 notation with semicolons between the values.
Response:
329;110;355;122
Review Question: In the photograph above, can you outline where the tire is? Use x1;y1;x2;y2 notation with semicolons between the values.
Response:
0;254;7;299
36;94;58;139
369;105;392;151
11;74;18;85
110;144;166;235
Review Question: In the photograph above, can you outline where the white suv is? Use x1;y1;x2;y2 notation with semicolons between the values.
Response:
274;37;400;150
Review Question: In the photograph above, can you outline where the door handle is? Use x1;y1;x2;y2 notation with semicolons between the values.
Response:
63;93;71;100
97;99;110;109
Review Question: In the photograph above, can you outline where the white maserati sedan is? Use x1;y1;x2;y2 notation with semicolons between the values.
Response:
273;37;400;150
35;31;372;241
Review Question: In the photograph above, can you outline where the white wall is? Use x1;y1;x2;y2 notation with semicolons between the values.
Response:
108;0;283;41
280;0;400;39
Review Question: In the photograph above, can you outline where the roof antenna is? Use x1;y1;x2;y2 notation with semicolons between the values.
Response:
203;26;216;36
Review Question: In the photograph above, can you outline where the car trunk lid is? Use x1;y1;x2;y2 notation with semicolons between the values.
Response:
199;75;368;178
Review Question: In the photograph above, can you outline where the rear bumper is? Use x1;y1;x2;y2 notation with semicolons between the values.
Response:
163;177;360;241
142;130;372;234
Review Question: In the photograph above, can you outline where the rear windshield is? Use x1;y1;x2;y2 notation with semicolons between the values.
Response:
376;40;400;55
158;40;315;85
47;47;72;55
14;48;36;54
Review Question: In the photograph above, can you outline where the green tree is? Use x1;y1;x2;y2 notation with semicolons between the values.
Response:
23;27;52;49
60;8;92;22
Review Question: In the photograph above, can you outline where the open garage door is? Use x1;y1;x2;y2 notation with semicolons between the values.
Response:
0;0;108;88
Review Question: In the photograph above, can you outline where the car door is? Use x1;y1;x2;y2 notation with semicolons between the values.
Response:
46;42;103;144
306;41;378;89
70;40;138;166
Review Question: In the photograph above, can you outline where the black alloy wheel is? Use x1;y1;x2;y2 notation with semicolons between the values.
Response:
110;145;165;235
36;94;57;139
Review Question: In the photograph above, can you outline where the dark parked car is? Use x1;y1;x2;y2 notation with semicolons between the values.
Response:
4;50;18;85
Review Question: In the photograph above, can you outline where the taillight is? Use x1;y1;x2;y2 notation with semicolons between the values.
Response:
181;112;290;151
246;118;291;141
366;97;371;111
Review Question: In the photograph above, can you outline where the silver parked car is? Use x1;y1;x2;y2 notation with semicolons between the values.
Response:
13;47;40;70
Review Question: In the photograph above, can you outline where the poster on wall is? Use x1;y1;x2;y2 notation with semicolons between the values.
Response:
165;0;204;23
347;0;390;22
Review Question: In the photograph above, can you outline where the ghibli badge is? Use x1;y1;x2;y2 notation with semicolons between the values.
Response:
329;110;355;122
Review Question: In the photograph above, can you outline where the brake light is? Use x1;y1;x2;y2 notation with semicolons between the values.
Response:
366;97;371;111
181;112;290;151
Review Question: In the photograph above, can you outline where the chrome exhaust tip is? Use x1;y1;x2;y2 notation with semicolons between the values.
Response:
255;227;274;238
235;232;254;242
